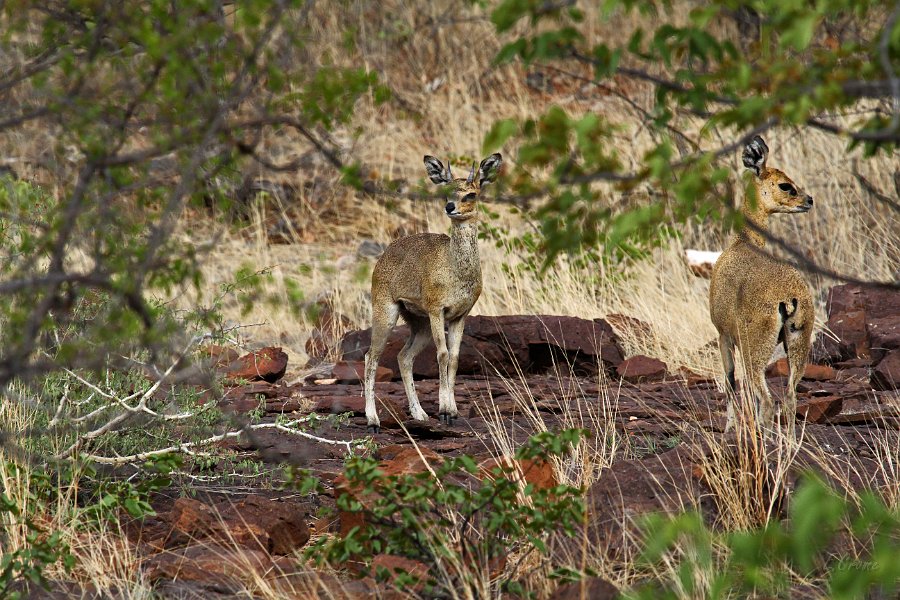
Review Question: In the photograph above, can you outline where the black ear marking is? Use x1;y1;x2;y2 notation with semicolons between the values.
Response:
424;155;452;185
741;135;769;177
477;153;502;187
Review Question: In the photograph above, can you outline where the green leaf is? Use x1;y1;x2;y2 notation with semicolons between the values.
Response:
483;119;518;155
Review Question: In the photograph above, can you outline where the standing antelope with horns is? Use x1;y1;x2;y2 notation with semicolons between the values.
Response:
710;136;814;432
363;153;502;433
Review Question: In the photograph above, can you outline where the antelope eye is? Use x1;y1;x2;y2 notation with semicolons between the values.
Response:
462;193;476;202
778;183;797;196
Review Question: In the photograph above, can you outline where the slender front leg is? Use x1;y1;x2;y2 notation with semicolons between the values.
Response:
428;310;452;423
444;316;466;424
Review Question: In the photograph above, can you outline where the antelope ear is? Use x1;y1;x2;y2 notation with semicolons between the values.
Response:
741;136;769;177
477;153;502;187
424;155;451;184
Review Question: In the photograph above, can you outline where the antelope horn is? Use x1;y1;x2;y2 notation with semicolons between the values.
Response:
446;161;452;181
466;161;476;184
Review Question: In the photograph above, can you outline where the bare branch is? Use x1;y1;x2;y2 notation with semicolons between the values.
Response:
76;418;363;466
853;166;900;215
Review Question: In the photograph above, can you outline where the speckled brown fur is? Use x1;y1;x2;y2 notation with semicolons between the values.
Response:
363;154;502;430
710;136;814;431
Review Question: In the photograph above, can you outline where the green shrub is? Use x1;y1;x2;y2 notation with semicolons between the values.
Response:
304;429;587;596
628;474;900;600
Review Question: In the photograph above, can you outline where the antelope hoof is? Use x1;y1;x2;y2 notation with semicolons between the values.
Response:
367;424;381;434
438;413;457;426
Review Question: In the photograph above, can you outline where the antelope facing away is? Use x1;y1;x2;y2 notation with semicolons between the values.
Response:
363;153;502;432
709;136;814;432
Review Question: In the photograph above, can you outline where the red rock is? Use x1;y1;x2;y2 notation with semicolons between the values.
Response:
332;361;393;383
341;326;506;379
819;284;900;363
313;395;404;426
795;396;843;423
548;577;620;600
225;347;288;383
836;367;870;382
835;357;873;369
340;315;624;380
218;494;311;554
676;366;714;387
169;497;218;539
872;349;900;391
804;363;837;380
827;284;900;321
161;494;310;555
220;382;285;413
606;313;654;345
766;359;835;380
479;456;557;491
829;404;900;427
868;316;900;352
142;544;272;586
616;355;667;383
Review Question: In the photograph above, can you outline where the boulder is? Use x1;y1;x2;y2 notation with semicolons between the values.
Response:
464;315;624;374
142;544;272;587
795;396;843;424
158;494;310;555
816;284;900;364
331;361;393;383
616;355;667;383
225;347;288;383
314;394;405;427
606;313;654;346
340;325;505;379
765;359;835;381
872;349;900;391
340;315;624;380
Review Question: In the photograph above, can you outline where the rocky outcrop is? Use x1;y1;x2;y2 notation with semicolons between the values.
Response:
340;314;624;380
224;347;288;383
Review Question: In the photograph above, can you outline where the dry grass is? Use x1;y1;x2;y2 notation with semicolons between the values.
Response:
163;0;899;386
3;1;899;597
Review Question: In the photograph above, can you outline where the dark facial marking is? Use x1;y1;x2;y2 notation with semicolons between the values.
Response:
778;183;797;196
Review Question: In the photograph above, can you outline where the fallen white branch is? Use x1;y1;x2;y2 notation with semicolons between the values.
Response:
75;418;364;465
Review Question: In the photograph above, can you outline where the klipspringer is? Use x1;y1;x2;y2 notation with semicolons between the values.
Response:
709;136;814;431
363;153;502;432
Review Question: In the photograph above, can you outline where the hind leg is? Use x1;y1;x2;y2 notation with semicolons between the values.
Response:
397;312;431;421
718;333;738;431
741;323;780;431
364;300;400;433
784;320;812;425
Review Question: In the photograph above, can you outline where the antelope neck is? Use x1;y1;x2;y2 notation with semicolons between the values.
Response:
737;183;770;248
449;218;481;275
